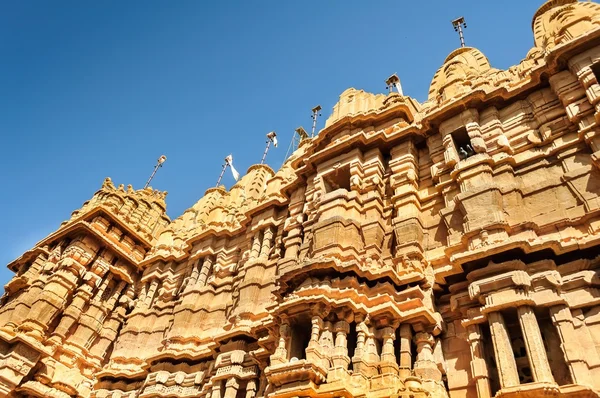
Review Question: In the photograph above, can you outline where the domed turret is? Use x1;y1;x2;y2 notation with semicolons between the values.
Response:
532;0;600;50
428;47;493;103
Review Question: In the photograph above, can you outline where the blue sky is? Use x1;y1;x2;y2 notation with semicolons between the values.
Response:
0;1;542;287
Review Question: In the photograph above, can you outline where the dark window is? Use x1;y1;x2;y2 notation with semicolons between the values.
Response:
592;63;600;83
451;128;475;160
289;320;311;360
323;165;352;193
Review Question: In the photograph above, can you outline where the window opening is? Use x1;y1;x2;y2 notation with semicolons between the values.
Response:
480;323;501;395
592;63;600;83
323;165;351;193
538;310;572;386
289;318;311;361
504;309;533;384
347;322;357;371
451;128;475;160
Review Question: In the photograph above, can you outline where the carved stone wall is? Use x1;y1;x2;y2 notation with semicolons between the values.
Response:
2;1;600;397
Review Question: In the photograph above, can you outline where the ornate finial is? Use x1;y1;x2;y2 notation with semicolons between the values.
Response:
102;177;115;190
452;17;467;47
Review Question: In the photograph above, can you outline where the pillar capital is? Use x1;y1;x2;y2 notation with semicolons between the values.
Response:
333;320;349;334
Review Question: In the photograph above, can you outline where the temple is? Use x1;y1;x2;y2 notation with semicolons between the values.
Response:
3;1;600;397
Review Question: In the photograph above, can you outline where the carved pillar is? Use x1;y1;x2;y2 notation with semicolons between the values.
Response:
399;324;413;379
260;227;273;258
414;331;442;381
319;321;334;368
19;256;84;339
137;282;149;308
196;256;214;287
466;324;492;398
49;275;96;343
305;314;326;367
211;381;223;398
362;325;380;377
379;325;399;375
270;322;290;365
187;259;201;288
332;321;350;369
309;315;323;348
93;272;113;302
245;379;257;398
488;312;519;388
352;318;368;375
517;306;554;384
224;377;239;398
550;305;592;386
89;298;129;359
443;134;458;167
250;233;262;259
144;279;159;307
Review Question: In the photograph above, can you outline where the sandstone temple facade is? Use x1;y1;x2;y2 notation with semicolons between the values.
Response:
4;1;600;397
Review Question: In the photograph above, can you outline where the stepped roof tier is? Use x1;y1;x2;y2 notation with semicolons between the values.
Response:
2;1;600;398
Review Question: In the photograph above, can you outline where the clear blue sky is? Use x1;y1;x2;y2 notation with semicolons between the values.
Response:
0;1;542;287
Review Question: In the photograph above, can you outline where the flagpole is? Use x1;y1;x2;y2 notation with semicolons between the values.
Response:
144;155;167;189
261;131;277;165
260;140;271;164
216;163;229;186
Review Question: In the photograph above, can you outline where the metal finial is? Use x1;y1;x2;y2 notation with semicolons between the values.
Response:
144;155;167;189
451;17;467;48
311;105;322;137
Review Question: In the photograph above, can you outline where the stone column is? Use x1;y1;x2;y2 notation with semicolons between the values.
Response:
224;377;239;398
19;257;84;340
319;321;334;369
517;306;554;383
306;315;326;367
196;256;214;287
245;379;257;398
188;259;201;287
549;305;592;385
260;227;273;258
309;315;323;348
93;272;113;302
270;322;290;365
144;279;159;307
363;326;380;377
352;318;368;375
332;321;350;369
488;311;519;388
399;324;413;379
379;326;399;375
211;381;223;398
250;233;262;259
414;332;442;381
49;275;96;343
466;324;492;398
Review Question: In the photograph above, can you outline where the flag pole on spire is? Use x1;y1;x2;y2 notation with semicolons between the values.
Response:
261;131;278;164
144;155;167;189
216;162;228;187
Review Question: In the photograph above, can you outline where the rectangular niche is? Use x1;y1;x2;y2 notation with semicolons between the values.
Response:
323;165;351;193
592;62;600;83
451;128;474;160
